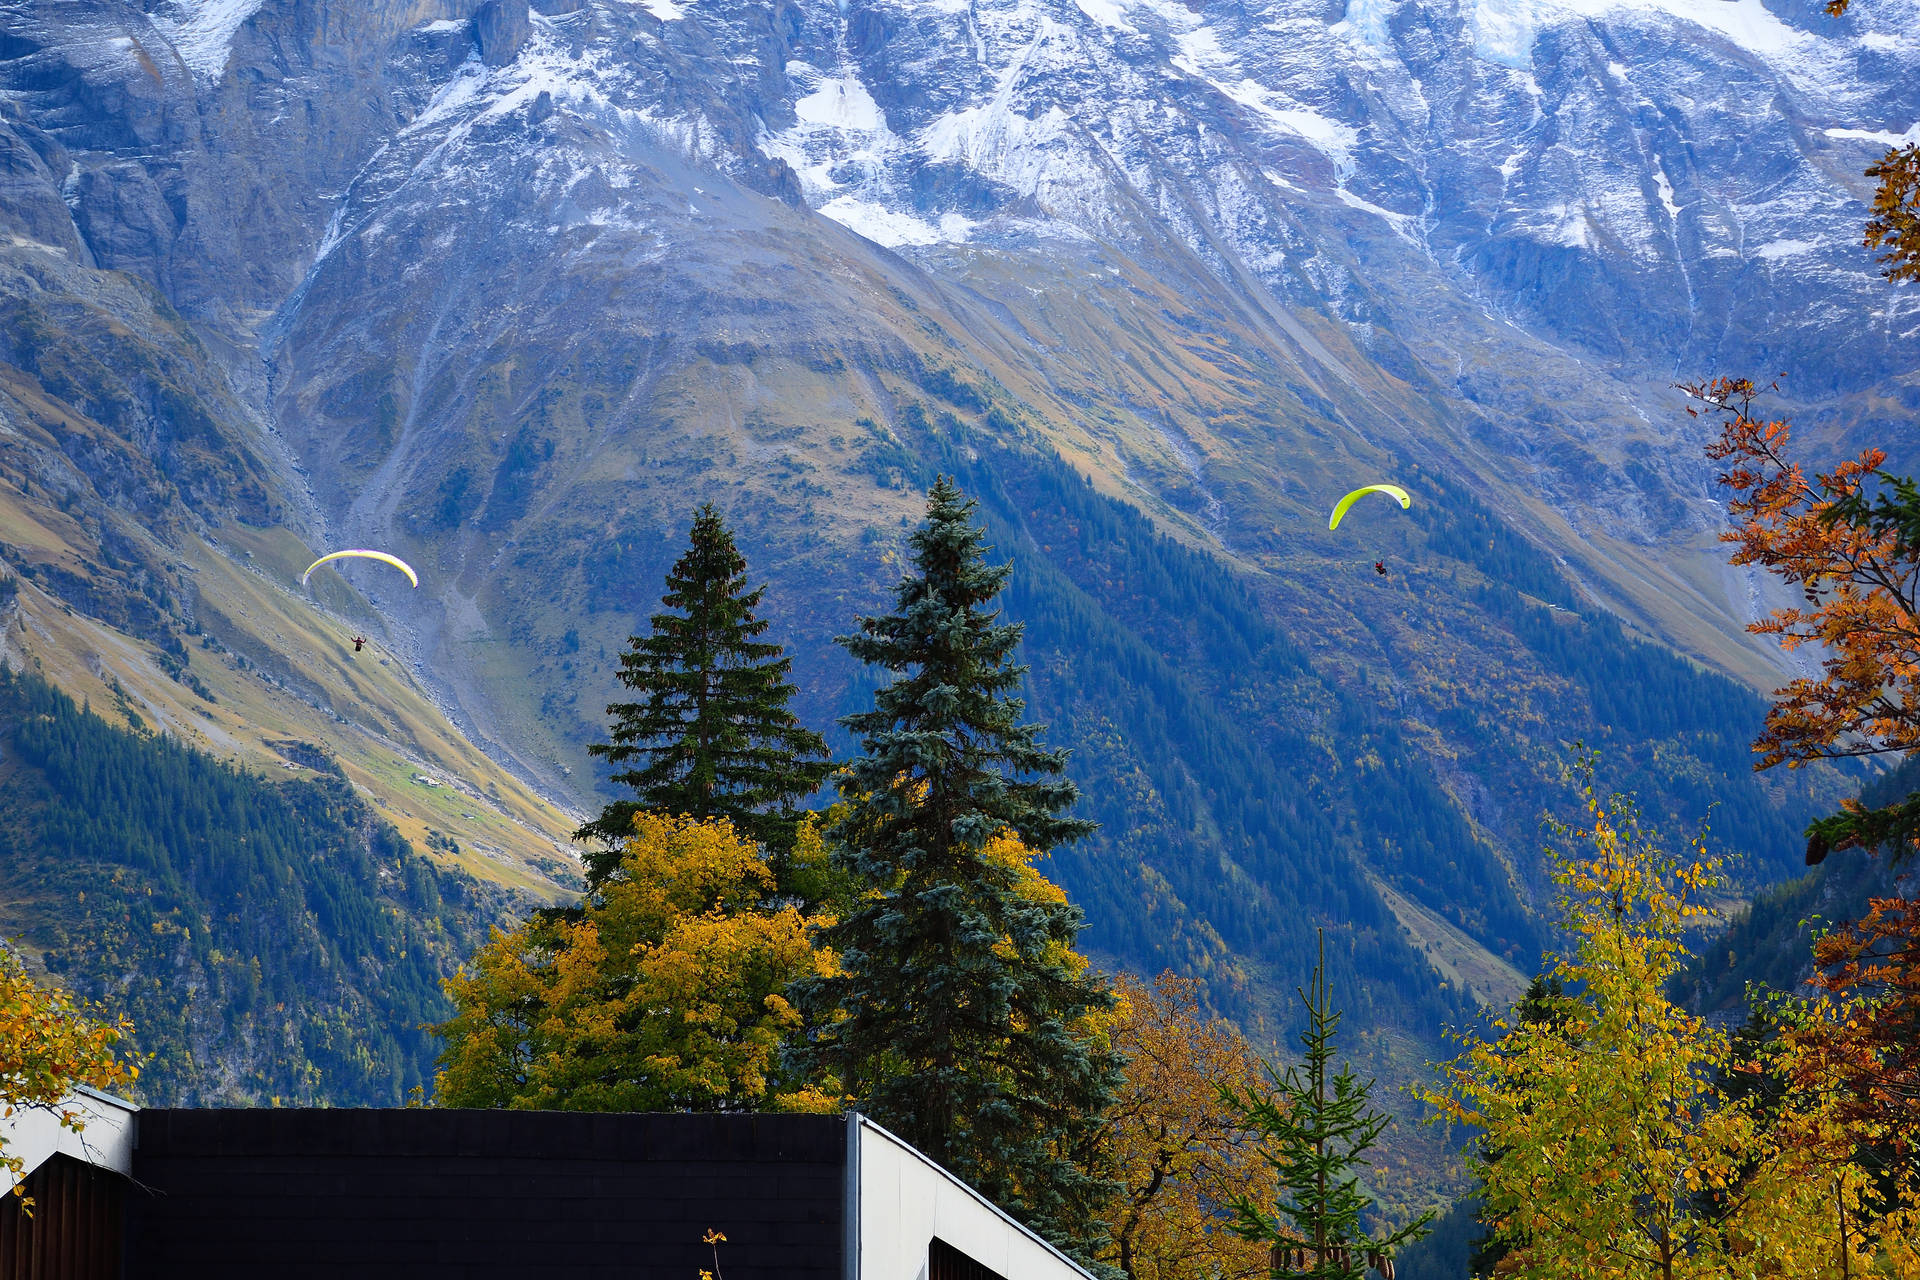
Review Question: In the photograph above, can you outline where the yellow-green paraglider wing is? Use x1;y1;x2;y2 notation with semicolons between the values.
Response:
300;549;420;589
1328;484;1412;532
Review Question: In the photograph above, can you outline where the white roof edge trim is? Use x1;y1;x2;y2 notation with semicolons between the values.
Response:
849;1112;1098;1280
844;1112;862;1280
73;1083;141;1113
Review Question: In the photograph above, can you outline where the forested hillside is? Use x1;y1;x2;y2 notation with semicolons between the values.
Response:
1677;754;1920;1016
825;425;1835;1041
0;665;500;1105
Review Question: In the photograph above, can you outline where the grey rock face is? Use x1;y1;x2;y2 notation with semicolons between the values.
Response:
0;104;91;262
69;161;176;280
475;0;532;66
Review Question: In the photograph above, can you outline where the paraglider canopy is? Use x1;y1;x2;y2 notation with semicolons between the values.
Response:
1328;484;1411;532
301;549;420;589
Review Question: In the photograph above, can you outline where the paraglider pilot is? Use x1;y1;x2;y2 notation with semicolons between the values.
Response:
352;636;366;653
1328;487;1411;583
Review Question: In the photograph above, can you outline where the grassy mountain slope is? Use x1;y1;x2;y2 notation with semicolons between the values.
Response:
0;199;1844;1130
0;245;579;895
269;123;1844;1026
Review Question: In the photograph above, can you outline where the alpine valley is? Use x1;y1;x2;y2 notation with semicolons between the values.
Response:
0;0;1915;1183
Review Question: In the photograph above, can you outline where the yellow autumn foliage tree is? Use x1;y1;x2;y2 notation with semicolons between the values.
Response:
1;947;136;1198
1423;763;1907;1279
434;813;835;1112
1097;971;1276;1280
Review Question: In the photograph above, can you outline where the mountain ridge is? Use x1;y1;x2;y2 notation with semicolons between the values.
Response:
0;0;1905;1110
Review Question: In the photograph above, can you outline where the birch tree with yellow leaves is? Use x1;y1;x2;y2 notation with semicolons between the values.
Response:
1424;763;1904;1278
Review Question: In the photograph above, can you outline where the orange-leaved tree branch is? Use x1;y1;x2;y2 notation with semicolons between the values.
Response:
1784;894;1920;1260
1684;375;1920;862
1796;896;1920;1134
1691;376;1919;766
1865;142;1920;283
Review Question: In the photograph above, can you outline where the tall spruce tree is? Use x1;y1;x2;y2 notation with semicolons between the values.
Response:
1222;931;1431;1279
791;478;1121;1271
578;504;830;885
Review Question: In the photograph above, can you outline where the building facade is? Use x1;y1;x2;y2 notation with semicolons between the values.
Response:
0;1100;1094;1280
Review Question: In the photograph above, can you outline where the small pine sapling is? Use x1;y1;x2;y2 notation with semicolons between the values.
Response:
1220;930;1430;1279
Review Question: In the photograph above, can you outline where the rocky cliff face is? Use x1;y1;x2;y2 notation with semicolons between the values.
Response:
0;0;1910;1083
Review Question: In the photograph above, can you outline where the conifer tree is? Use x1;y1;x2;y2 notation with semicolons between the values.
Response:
791;478;1121;1269
579;504;829;885
1222;930;1431;1280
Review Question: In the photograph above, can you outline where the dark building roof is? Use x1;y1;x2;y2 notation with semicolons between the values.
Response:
126;1109;844;1280
0;1152;126;1280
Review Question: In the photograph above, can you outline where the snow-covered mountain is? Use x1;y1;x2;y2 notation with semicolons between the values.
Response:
763;0;1919;388
0;0;1911;1091
19;0;1913;635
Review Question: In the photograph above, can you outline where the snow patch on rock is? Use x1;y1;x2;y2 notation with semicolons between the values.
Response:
820;198;974;247
921;102;1078;199
794;77;887;130
1073;0;1138;35
1342;0;1395;47
1651;162;1681;221
1472;0;1536;69
1824;123;1920;146
1335;187;1419;242
152;0;267;83
1226;89;1360;178
1754;237;1819;260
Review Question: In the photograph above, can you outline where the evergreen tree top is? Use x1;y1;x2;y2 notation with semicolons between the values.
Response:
578;503;829;875
836;477;1090;858
841;478;1017;678
1223;930;1431;1279
653;502;773;642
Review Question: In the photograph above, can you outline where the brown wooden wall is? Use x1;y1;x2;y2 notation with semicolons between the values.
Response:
0;1154;125;1280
